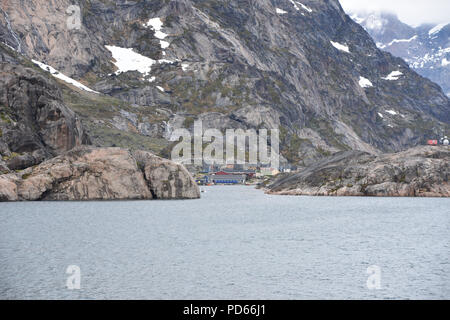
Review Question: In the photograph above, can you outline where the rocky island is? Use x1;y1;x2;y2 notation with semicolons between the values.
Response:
266;146;449;197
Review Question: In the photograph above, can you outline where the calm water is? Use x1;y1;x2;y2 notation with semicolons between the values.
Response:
0;186;449;300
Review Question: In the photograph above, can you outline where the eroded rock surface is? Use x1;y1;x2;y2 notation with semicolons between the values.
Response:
0;47;89;170
267;146;449;197
0;147;200;201
133;150;200;200
1;0;449;164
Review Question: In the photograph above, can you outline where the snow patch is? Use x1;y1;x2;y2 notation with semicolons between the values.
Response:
154;30;168;40
377;112;384;118
385;110;397;115
410;48;450;69
330;41;350;53
181;63;189;71
105;46;156;76
289;1;312;13
276;8;288;15
158;58;176;64
145;17;163;30
359;76;373;88
386;35;418;47
144;17;169;41
105;45;177;77
160;40;170;49
289;0;300;11
382;71;403;81
297;2;312;13
156;86;165;92
32;60;99;94
143;17;172;52
429;23;448;36
2;41;18;52
442;58;450;67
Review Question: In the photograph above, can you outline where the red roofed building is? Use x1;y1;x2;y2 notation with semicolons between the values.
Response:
214;171;230;175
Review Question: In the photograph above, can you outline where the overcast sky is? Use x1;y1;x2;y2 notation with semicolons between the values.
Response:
339;0;450;26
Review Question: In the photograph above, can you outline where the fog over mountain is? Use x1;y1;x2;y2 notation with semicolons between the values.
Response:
348;11;450;97
340;0;450;26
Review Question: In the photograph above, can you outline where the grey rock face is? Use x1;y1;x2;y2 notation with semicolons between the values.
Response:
267;146;449;197
0;147;200;201
0;46;89;170
1;0;449;165
133;150;200;200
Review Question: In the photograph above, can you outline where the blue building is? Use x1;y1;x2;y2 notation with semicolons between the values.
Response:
209;174;246;185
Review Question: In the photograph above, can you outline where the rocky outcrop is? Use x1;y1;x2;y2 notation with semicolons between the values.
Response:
0;147;200;201
133;150;200;200
267;146;449;197
0;45;89;170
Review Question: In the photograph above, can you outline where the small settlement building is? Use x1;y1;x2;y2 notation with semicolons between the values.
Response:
209;174;246;185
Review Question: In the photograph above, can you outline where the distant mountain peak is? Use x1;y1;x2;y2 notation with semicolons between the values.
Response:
349;11;450;97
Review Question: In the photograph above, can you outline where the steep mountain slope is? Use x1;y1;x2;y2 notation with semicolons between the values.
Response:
1;0;449;166
349;12;450;97
0;44;89;172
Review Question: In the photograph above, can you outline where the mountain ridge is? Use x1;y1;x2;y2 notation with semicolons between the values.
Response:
1;0;449;167
349;11;450;97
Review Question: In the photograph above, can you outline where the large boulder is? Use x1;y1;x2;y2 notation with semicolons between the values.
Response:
267;146;449;197
0;147;200;201
133;150;201;200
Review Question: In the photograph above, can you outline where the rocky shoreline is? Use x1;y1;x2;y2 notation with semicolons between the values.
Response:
0;146;200;201
0;48;200;202
266;146;449;197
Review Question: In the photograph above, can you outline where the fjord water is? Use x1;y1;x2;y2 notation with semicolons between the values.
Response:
0;186;448;299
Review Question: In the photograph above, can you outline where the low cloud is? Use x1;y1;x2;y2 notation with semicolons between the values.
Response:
339;0;450;26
